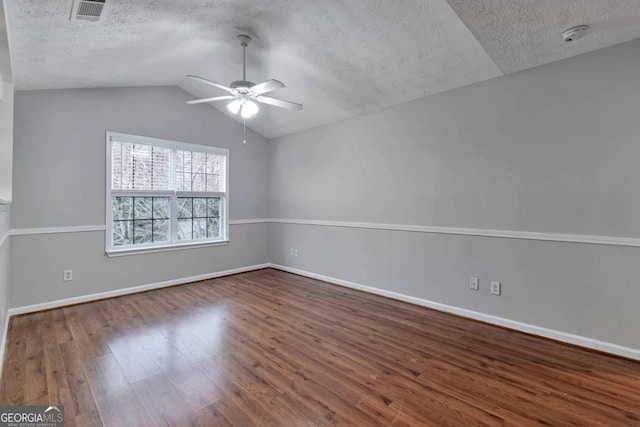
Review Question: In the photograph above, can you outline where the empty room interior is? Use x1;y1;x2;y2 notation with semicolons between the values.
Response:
1;0;640;425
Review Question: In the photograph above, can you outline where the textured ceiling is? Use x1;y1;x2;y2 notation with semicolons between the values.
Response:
4;1;640;138
4;0;501;138
446;0;640;74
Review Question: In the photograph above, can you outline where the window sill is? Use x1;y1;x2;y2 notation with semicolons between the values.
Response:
106;240;229;257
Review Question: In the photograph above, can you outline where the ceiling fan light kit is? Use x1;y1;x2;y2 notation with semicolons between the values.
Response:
186;32;303;122
228;98;259;118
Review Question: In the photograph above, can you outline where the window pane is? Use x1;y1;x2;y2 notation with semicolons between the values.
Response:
112;197;133;220
111;142;123;189
206;153;223;174
175;149;183;172
113;220;132;246
111;141;170;190
207;218;220;238
133;220;152;244
205;154;226;192
193;198;207;217
192;152;206;174
176;172;188;191
134;197;153;220
177;219;192;240
132;145;152;190
205;174;219;192
151;146;170;190
120;143;133;188
176;150;191;173
153;198;170;219
216;154;227;192
152;219;169;242
194;218;207;239
207;198;220;217
177;198;192;218
192;174;206;192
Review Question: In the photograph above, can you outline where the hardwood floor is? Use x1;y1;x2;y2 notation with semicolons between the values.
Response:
1;268;640;426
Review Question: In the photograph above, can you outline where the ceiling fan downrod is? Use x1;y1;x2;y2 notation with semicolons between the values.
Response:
238;34;251;81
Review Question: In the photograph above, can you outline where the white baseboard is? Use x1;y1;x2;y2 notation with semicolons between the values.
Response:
269;263;640;361
0;308;10;382
7;263;270;316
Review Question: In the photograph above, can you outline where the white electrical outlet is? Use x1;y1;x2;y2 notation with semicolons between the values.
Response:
294;249;299;257
289;248;295;256
491;281;501;296
63;269;73;282
470;277;479;290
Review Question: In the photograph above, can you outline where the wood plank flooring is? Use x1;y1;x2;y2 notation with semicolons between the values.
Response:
2;268;640;426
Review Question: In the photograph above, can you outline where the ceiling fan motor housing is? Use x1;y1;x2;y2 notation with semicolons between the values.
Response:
230;80;255;93
237;34;252;47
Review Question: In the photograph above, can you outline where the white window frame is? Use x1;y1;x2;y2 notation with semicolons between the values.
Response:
105;131;230;256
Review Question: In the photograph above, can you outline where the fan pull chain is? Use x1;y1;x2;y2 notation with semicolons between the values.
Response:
243;118;247;144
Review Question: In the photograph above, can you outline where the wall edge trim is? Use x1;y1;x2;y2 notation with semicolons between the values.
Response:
268;263;640;361
10;219;270;236
9;219;640;247
11;225;106;235
269;218;640;247
229;218;271;225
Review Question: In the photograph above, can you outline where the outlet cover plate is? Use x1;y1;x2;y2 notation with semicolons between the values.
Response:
491;281;501;296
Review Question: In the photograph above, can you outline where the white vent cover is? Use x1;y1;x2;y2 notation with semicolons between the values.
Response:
70;0;105;21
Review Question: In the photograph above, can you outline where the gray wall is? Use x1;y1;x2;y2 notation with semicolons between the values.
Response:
0;205;9;331
11;224;268;307
13;86;269;228
269;39;640;349
11;86;270;307
0;80;13;203
271;40;640;237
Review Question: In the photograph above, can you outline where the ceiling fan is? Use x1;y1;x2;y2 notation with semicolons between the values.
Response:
185;32;303;119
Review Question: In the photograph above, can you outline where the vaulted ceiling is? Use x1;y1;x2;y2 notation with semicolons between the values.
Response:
4;0;640;138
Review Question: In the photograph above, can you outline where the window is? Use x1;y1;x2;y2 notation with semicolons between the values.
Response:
106;132;228;255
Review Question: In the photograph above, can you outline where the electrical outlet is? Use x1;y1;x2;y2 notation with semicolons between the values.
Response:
289;248;294;256
294;248;299;257
470;277;479;290
63;269;73;282
491;281;501;296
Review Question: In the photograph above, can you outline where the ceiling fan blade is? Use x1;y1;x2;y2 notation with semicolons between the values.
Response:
251;79;285;95
256;96;303;111
186;95;235;105
186;75;234;94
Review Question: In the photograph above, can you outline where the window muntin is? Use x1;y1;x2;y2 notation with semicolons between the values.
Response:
106;132;228;254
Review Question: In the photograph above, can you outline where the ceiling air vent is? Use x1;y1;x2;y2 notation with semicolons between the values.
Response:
70;0;105;22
